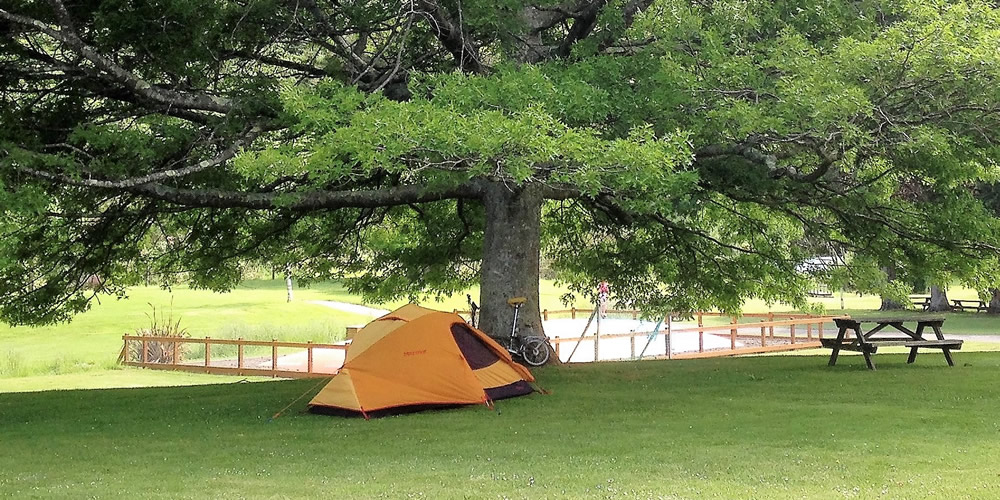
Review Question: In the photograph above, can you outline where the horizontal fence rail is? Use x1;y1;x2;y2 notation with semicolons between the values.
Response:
455;307;821;323
120;335;348;378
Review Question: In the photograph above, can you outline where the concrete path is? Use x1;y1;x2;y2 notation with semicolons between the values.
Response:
306;300;388;317
209;347;345;375
541;317;740;362
949;334;1000;343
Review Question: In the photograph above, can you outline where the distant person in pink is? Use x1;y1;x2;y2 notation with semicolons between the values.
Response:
597;280;610;318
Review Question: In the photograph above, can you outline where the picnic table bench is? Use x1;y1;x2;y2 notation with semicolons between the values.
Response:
820;317;962;370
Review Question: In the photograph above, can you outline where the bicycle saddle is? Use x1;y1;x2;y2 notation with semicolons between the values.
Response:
507;296;527;305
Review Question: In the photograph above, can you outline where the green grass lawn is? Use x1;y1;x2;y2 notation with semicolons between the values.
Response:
0;281;370;380
4;280;1000;497
0;369;274;393
3;354;1000;499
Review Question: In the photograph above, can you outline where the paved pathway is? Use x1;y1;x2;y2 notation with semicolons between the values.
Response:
949;334;1000;343
306;300;389;317
541;317;739;362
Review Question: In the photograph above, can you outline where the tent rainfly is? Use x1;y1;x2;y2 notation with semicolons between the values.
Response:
309;304;537;418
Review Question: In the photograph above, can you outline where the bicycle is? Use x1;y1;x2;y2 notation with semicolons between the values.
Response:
502;297;551;366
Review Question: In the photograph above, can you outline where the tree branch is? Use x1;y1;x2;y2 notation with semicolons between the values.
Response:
293;0;371;72
18;166;489;210
222;50;329;77
0;6;232;114
695;140;840;183
555;1;608;57
14;127;261;189
413;0;486;74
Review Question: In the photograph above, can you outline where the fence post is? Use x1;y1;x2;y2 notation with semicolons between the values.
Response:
554;336;561;360
594;316;600;361
543;309;549;321
807;323;813;341
632;310;638;320
141;339;148;364
204;337;211;367
172;340;179;365
666;315;673;359
768;312;775;337
790;324;796;344
760;324;766;347
572;307;577;319
730;316;737;350
237;338;244;369
630;335;636;358
272;339;278;375
819;321;824;339
307;341;314;374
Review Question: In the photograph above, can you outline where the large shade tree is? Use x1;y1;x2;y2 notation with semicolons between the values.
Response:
3;0;1000;344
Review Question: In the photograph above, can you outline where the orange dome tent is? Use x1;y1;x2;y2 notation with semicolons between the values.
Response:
309;304;536;418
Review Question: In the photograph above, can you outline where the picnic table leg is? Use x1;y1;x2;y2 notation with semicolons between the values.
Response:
860;343;876;370
851;325;876;370
828;326;848;366
907;324;924;364
930;323;955;367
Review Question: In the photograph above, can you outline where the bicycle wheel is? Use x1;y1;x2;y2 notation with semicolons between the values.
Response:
520;336;551;366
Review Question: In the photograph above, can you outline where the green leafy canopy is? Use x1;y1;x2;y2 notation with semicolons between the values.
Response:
2;0;1000;325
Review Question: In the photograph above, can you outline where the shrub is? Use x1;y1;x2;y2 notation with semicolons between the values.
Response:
127;303;189;364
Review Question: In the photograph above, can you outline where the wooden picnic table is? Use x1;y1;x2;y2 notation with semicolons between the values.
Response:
821;317;962;370
951;299;988;312
908;295;931;311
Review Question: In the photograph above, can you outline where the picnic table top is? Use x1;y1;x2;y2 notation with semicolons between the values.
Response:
836;316;946;324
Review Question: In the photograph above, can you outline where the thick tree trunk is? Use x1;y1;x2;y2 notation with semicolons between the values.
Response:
477;182;544;341
927;285;950;312
988;288;1000;314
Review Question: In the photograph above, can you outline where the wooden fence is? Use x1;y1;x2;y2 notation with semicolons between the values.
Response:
119;335;347;378
120;310;842;377
450;306;838;362
541;312;838;362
